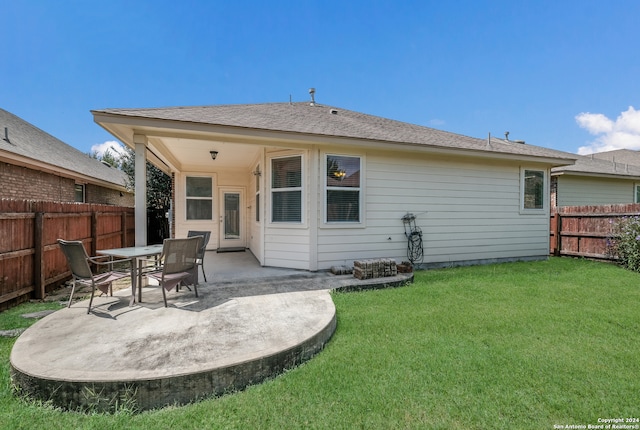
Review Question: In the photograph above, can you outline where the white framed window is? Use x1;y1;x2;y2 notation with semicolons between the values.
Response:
635;184;640;203
521;168;546;212
186;176;213;220
325;154;361;223
271;155;302;223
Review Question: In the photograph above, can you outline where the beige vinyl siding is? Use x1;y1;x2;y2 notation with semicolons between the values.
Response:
263;149;311;270
264;229;310;269
556;175;634;207
317;152;549;270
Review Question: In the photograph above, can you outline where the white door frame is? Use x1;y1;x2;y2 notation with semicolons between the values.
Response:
218;187;245;249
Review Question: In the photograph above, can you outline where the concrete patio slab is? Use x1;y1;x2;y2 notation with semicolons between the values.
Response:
10;251;413;412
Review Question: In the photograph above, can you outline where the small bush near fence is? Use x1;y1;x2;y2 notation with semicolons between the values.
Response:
607;215;640;272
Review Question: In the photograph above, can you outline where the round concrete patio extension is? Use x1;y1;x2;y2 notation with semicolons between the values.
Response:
10;282;336;412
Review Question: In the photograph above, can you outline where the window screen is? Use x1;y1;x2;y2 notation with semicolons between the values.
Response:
326;155;361;222
271;156;302;222
186;176;212;220
523;170;544;210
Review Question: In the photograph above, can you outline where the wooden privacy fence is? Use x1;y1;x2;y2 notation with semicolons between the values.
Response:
0;199;135;311
550;203;640;260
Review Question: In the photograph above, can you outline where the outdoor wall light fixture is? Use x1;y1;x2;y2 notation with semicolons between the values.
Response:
252;167;262;176
210;151;218;160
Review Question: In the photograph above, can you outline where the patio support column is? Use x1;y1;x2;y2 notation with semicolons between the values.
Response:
308;146;319;271
134;134;148;246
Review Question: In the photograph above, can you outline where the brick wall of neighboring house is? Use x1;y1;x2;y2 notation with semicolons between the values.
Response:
86;184;134;207
0;162;75;201
0;161;134;206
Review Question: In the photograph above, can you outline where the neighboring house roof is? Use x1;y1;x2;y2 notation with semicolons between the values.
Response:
92;102;577;166
551;152;640;180
589;149;640;166
0;108;128;190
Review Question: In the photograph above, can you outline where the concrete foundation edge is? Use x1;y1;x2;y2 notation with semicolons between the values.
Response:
10;312;337;413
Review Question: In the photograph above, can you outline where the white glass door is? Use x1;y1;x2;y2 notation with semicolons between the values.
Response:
219;188;244;249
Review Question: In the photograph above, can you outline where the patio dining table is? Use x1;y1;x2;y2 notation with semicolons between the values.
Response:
97;244;163;306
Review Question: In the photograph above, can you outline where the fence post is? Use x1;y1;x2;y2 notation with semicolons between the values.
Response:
33;212;45;299
91;211;98;256
554;212;562;256
550;212;556;255
121;211;127;248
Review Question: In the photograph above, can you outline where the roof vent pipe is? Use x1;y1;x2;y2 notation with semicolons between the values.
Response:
309;88;316;106
504;131;509;141
3;127;8;143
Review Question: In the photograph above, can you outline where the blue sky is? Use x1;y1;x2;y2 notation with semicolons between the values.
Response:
3;0;640;157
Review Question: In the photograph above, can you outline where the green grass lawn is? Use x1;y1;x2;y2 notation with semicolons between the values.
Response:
1;257;639;429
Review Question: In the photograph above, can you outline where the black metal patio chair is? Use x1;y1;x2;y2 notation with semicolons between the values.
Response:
57;239;131;314
187;230;211;282
145;236;201;307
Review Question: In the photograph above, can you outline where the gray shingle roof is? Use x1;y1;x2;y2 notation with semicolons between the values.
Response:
552;152;640;178
0;108;127;188
589;149;640;166
93;102;576;163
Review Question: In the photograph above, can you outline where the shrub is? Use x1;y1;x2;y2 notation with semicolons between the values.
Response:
608;215;640;272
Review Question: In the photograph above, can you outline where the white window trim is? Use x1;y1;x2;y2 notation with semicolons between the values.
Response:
268;153;306;226
635;183;640;203
520;167;548;214
185;175;214;221
323;153;364;225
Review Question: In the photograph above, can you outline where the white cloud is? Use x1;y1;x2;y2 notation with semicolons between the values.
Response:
577;106;640;155
90;140;125;159
575;112;613;135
